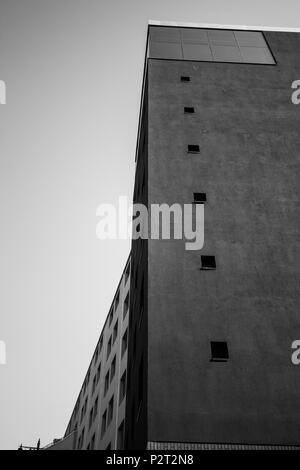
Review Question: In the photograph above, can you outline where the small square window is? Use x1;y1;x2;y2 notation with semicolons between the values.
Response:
210;341;229;362
187;144;200;153
201;255;216;270
184;107;195;114
181;76;190;82
194;192;206;204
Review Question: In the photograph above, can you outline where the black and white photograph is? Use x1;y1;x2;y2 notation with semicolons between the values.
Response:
0;0;300;454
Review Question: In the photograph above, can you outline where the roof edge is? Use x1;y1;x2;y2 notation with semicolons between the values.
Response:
148;20;300;33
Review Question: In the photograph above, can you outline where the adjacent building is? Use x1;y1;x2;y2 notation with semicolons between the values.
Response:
57;255;131;450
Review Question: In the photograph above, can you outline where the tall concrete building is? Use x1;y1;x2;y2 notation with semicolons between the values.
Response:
41;22;300;451
125;21;300;450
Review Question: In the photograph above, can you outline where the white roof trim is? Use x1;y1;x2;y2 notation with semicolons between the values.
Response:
148;20;300;33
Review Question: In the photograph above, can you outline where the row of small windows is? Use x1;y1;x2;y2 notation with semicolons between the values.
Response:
77;365;127;449
149;27;275;64
74;316;128;425
89;396;99;429
101;395;114;437
68;262;131;436
102;370;127;442
105;329;128;397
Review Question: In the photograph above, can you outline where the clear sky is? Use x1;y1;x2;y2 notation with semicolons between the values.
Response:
0;0;299;450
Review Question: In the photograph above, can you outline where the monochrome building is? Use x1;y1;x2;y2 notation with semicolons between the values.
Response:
125;22;300;450
47;256;131;450
43;22;300;450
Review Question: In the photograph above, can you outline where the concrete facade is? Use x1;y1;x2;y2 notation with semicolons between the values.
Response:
144;26;300;447
125;24;300;449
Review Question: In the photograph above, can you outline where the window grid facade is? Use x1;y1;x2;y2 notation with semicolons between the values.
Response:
149;27;275;64
63;255;131;450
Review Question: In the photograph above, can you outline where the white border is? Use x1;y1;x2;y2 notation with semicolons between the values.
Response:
149;20;300;33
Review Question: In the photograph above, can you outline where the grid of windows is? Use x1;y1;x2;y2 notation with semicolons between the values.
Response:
149;27;275;64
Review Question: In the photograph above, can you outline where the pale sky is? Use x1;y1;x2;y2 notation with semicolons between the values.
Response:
0;0;299;450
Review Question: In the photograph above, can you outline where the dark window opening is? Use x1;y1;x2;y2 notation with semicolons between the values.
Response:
89;408;93;429
188;144;200;153
181;76;190;82
91;434;95;450
107;396;114;425
121;329;128;358
93;397;98;422
109;308;113;326
125;262;130;284
92;375;96;394
194;192;207;204
101;411;107;438
104;371;110;395
123;293;129;319
115;290;120;310
210;341;229;362
113;320;118;343
201;255;216;270
96;364;101;384
184;106;195;114
119;370;127;404
110;355;116;382
107;336;112;359
117;421;125;450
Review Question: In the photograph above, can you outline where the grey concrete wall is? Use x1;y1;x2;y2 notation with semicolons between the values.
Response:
147;31;300;445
